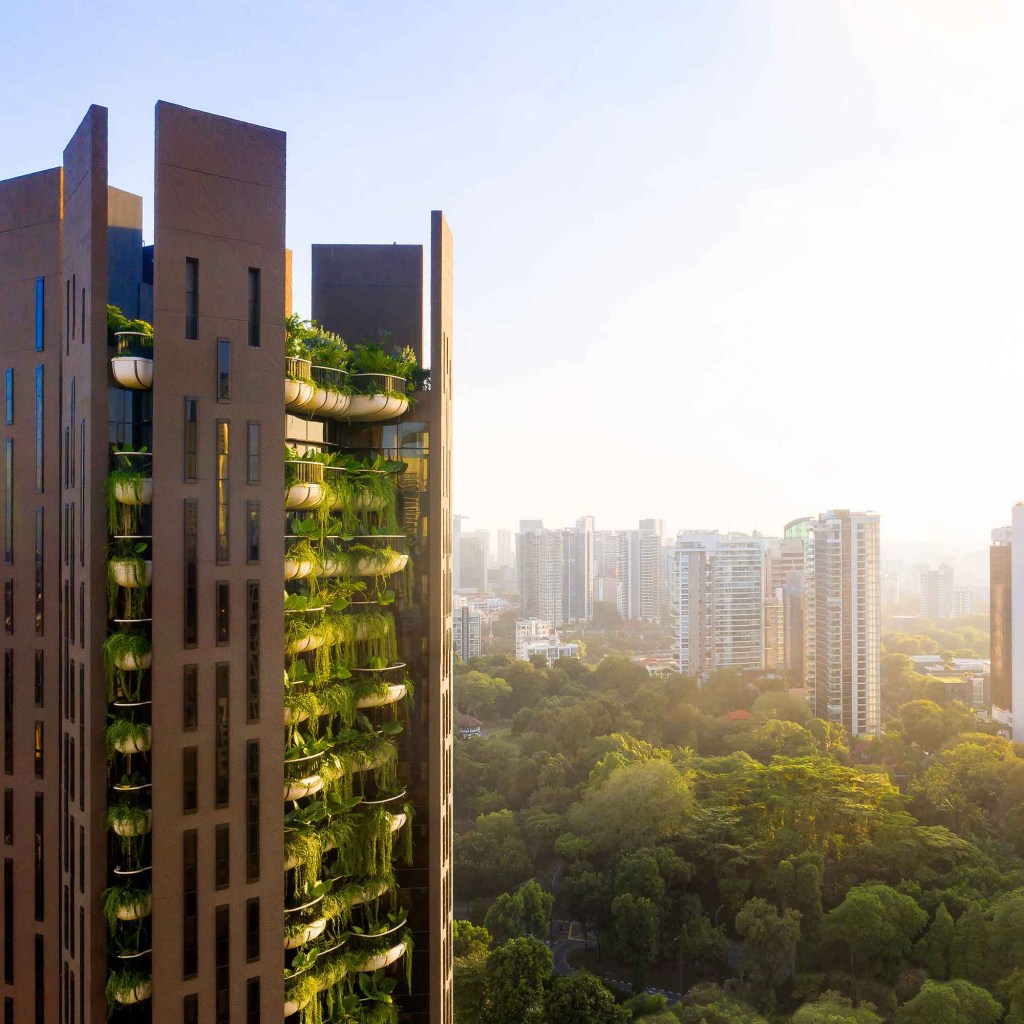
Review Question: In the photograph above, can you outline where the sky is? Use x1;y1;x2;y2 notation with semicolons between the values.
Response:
1;1;1021;549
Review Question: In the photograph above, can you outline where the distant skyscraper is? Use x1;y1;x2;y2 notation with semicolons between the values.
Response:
991;524;1012;713
453;513;466;590
496;529;513;569
765;536;806;680
671;532;766;678
624;521;664;623
1009;504;1024;739
951;589;975;617
454;605;482;661
516;519;593;625
459;530;490;593
804;510;881;736
919;564;954;619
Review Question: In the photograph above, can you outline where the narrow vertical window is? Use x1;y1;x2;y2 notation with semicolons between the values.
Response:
33;935;42;1024
33;651;43;707
3;371;11;426
216;421;229;563
33;509;43;635
182;747;197;813
2;585;9;634
183;397;198;481
246;422;260;483
34;277;44;352
215;663;229;807
185;258;199;340
3;655;11;774
215;824;229;889
78;582;84;646
246;583;260;722
246;898;260;961
2;790;10;843
216;581;230;645
184;500;197;646
217;339;230;401
184;995;199;1024
246;503;260;564
69;379;75;486
3;859;11;982
183;830;198;978
183;665;198;729
246;979;260;1024
246;740;259;880
4;439;12;564
215;906;230;1024
247;268;261;347
33;722;43;778
33;794;43;921
34;366;43;492
79;421;85;564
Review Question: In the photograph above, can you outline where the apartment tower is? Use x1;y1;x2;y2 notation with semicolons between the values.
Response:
0;103;453;1024
990;524;1011;714
804;510;881;736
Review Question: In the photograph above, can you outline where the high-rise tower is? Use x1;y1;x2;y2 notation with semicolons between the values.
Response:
0;102;452;1024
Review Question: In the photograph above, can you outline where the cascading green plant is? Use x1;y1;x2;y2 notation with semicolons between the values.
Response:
106;465;148;535
105;716;151;760
102;629;150;702
104;967;151;1009
106;541;150;618
101;884;151;928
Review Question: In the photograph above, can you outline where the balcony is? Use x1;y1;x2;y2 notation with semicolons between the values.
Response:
110;332;153;390
285;357;315;411
299;365;352;419
345;373;409;421
285;459;325;511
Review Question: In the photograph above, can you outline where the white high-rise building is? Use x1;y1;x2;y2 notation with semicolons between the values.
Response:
496;529;513;569
453;605;482;661
671;531;766;678
516;518;594;625
804;510;881;736
920;564;954;619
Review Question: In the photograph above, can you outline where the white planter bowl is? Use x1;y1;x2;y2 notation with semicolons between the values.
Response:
353;552;408;578
346;395;409;421
285;379;315;411
114;650;151;672
350;877;392;907
285;633;324;655
285;483;324;511
110;560;152;588
113;479;153;506
111;356;153;390
116;892;152;922
283;917;327;950
284;558;314;581
352;490;388;511
110;810;152;838
388;812;407;834
356;683;407;709
321;392;352;419
283;775;324;801
113;726;152;755
351;940;407;973
114;979;152;1005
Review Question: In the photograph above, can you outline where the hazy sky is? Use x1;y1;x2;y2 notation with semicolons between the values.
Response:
1;1;1020;547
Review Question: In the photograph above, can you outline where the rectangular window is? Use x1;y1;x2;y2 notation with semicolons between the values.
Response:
4;370;11;426
3;859;11;982
2;585;9;635
215;825;229;889
33;651;43;707
33;935;42;1024
2;790;10;844
34;509;43;634
184;994;198;1024
183;665;198;729
246;899;260;961
246;583;260;721
216;581;230;645
246;978;260;1024
246;422;260;483
79;582;84;647
34;367;43;492
185;258;199;340
79;826;84;893
33;794;43;921
4;439;12;564
182;747;197;813
184;500;197;646
216;906;230;1024
247;268;261;347
33;722;43;779
246;740;259;880
216;421;229;563
184;397;198;482
246;502;259;564
215;663;229;807
2;654;10;775
217;339;230;401
183;830;197;978
34;277;44;352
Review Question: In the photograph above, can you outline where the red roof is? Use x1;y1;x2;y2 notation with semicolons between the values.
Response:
722;709;753;722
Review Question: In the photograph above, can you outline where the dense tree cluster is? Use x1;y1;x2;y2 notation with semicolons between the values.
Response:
452;649;1024;1022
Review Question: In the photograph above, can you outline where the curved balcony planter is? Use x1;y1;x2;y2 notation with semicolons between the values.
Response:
109;977;152;1006
284;557;315;582
113;863;151;879
113;649;151;672
350;939;407;973
351;662;406;681
283;994;310;1018
355;683;408;709
284;917;327;950
284;775;324;800
111;332;153;390
322;548;408;579
284;705;311;727
109;809;152;838
112;726;152;755
349;914;408;944
110;560;152;589
285;460;326;510
346;374;409;421
113;479;153;506
285;630;325;655
353;488;389;511
350;877;392;908
286;483;324;510
285;357;315;410
115;892;152;922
